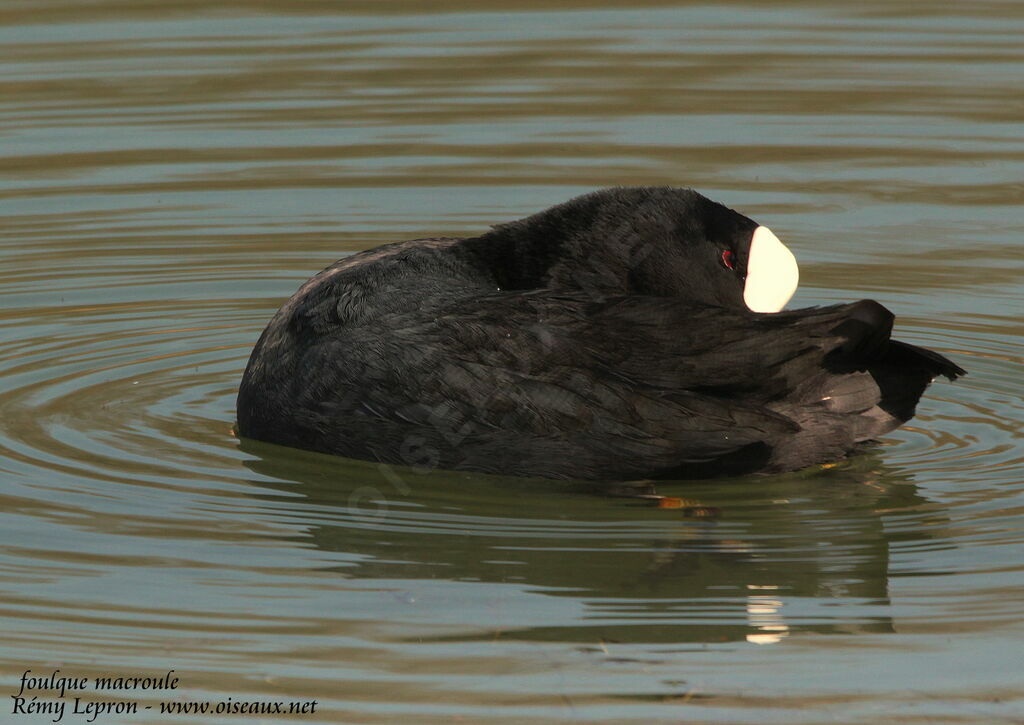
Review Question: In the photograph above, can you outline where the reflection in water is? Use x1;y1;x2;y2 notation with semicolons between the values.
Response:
744;587;787;645
242;441;945;645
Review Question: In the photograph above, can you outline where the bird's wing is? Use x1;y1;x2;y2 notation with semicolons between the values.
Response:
296;292;819;478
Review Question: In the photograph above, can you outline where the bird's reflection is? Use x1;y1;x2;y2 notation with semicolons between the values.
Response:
240;439;944;645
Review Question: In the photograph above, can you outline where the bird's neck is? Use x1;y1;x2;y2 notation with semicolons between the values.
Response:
461;223;570;291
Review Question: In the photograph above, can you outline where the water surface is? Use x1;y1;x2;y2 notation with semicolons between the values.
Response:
2;1;1023;723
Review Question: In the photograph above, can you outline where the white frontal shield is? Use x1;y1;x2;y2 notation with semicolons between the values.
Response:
743;226;799;313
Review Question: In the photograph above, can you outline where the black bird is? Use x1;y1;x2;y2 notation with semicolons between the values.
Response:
237;187;965;480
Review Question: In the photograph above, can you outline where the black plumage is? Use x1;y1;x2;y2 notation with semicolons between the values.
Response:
237;187;965;480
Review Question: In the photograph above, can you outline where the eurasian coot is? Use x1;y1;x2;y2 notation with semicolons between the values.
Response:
237;187;965;480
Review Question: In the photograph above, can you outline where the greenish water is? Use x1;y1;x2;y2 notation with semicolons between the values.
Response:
2;2;1022;723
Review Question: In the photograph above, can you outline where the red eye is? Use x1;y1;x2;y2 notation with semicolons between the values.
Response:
721;249;737;270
